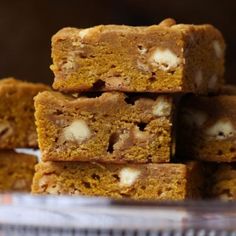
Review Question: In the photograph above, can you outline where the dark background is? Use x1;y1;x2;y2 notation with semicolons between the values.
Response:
0;0;235;84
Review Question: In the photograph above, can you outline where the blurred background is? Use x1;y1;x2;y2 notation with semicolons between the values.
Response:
0;0;235;84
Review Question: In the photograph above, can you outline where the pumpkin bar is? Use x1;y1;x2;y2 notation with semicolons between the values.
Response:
31;161;203;200
35;91;173;163
207;164;236;200
0;150;37;192
51;18;225;94
177;95;236;162
0;78;49;148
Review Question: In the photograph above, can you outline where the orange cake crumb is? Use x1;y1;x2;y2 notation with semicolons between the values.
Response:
32;161;203;200
35;91;174;163
51;19;225;94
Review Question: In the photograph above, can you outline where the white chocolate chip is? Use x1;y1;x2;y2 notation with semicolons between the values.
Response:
194;70;203;88
72;93;79;98
213;40;223;58
61;52;76;71
152;96;171;116
62;61;74;70
183;109;208;127
63;119;91;143
119;167;141;187
205;120;235;140
72;40;84;47
149;48;181;71
79;28;91;39
208;75;218;90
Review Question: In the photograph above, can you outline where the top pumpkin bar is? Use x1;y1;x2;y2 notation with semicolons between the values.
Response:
51;18;225;94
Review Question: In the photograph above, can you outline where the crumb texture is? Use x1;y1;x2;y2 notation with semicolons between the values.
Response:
35;91;173;163
32;162;201;200
51;19;225;94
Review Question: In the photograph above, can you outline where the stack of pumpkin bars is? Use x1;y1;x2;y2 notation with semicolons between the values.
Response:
31;18;236;200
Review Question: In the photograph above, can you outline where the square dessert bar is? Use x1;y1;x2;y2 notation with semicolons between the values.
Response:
35;91;173;163
0;78;49;148
51;18;225;94
32;162;203;200
177;95;236;162
207;164;236;200
0;150;37;192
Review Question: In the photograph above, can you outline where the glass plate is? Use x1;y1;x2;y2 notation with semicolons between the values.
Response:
0;193;236;233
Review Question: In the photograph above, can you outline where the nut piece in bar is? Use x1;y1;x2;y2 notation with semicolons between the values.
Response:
32;162;203;200
51;18;225;94
0;150;37;192
0;78;49;148
35;91;173;163
177;95;236;162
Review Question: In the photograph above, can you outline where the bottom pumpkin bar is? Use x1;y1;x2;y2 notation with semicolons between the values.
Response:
0;150;37;192
32;161;203;200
